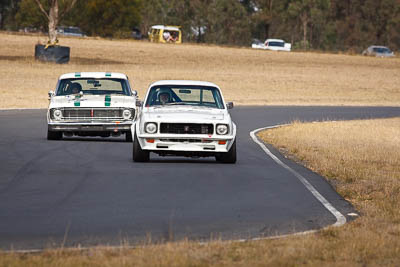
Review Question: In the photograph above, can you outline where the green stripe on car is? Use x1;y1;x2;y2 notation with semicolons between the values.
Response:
105;95;111;106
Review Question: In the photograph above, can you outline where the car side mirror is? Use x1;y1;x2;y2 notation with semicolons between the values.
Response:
48;90;55;99
136;99;142;107
131;90;138;97
226;102;234;109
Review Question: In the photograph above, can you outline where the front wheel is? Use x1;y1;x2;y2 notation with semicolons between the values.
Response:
216;139;236;164
47;129;62;140
132;133;150;162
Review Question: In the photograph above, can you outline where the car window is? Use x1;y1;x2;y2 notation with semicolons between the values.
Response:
268;41;284;47
373;47;391;53
145;85;224;109
56;78;131;96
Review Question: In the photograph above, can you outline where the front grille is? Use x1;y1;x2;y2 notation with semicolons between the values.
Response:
61;108;131;121
160;123;213;134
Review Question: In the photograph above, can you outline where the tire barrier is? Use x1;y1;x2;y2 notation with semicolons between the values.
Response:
34;44;70;64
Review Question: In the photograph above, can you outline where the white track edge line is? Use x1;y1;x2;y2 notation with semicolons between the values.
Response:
250;124;347;228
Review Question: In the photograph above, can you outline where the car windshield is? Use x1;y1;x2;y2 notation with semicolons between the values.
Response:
267;41;284;47
373;47;391;53
65;27;81;34
56;78;131;96
145;85;224;109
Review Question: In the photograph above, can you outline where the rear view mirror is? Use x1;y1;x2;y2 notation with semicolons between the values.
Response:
87;80;101;87
226;102;234;109
48;90;54;99
131;90;138;96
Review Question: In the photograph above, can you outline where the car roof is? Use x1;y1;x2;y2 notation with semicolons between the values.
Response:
149;80;220;89
265;39;285;42
59;72;128;80
151;25;181;31
369;45;390;49
58;26;80;29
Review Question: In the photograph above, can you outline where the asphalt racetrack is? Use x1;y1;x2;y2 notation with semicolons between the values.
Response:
1;106;399;251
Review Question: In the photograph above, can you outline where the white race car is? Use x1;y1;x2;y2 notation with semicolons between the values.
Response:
47;72;138;141
252;38;291;52
131;80;237;163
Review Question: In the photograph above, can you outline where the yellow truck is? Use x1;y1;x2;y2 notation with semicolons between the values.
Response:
148;25;182;44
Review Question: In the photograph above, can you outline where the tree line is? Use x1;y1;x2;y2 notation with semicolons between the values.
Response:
1;0;399;52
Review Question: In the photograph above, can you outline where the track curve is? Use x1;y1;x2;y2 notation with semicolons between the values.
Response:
0;106;399;250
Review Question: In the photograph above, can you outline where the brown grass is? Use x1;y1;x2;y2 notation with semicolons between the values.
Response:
1;32;400;109
257;118;400;265
1;119;400;265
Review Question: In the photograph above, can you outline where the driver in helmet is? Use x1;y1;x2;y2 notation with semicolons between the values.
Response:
70;82;82;94
157;89;172;105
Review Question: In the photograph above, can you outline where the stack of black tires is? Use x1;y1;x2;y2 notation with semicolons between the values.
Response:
35;44;70;64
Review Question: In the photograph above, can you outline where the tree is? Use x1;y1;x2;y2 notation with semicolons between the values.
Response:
8;0;400;51
206;0;251;45
15;0;47;32
1;0;21;30
330;0;400;51
186;0;210;42
252;0;276;39
0;0;10;29
362;0;400;46
141;0;169;35
170;0;210;42
33;0;77;44
80;0;141;38
288;0;330;49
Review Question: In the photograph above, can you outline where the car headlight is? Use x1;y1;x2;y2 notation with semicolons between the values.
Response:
122;109;133;120
52;109;62;121
145;122;157;134
216;124;229;135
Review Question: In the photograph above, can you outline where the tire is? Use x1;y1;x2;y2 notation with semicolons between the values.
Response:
216;139;236;164
35;44;70;64
47;129;62;140
132;133;149;162
125;131;133;142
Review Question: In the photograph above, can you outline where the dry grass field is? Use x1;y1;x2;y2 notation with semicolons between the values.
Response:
0;32;400;109
257;118;400;266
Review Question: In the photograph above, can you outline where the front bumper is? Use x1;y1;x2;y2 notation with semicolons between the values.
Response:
48;122;132;132
137;133;235;153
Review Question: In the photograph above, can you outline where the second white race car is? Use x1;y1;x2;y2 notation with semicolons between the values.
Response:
47;72;138;141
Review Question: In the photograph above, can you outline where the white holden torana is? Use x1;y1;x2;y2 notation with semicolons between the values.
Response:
131;80;237;163
47;72;138;141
